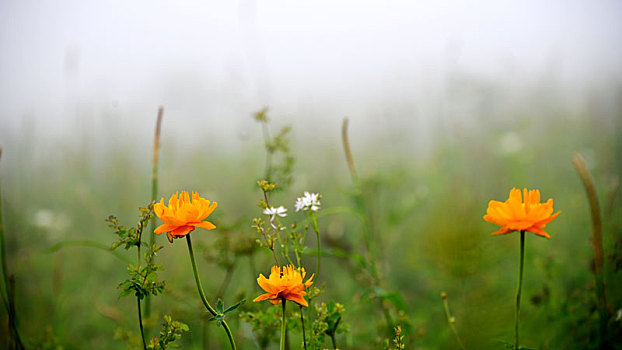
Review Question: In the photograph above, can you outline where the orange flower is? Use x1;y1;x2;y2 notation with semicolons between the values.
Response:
154;191;217;243
253;265;314;307
484;188;560;239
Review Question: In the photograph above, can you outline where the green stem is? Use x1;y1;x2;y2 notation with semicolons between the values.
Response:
136;219;147;350
310;213;320;277
185;235;237;350
137;297;147;350
280;300;287;350
330;333;337;350
515;231;525;350
300;305;307;350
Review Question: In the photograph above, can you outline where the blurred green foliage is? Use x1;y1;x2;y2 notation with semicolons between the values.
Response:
0;87;621;349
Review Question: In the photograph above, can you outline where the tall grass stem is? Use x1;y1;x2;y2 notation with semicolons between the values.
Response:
146;106;163;318
572;153;609;341
341;118;357;183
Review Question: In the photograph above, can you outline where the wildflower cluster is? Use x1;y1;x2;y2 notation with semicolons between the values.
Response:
295;192;321;213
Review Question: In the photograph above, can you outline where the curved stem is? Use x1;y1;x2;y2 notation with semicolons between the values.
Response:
515;231;525;350
137;298;147;350
186;235;237;350
280;300;287;350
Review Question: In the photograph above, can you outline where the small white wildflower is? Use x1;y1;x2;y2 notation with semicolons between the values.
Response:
263;206;288;220
295;191;321;212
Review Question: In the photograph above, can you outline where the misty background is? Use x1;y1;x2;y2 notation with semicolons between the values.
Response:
1;0;621;159
1;2;622;348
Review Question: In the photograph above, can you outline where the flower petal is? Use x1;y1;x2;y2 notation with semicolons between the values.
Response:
169;225;195;238
193;221;216;231
154;223;179;234
527;226;551;239
285;293;308;307
253;293;275;303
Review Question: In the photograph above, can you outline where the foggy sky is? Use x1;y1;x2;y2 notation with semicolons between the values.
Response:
1;0;621;154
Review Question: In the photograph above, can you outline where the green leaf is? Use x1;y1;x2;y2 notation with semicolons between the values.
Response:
216;299;225;313
224;299;246;314
146;272;158;281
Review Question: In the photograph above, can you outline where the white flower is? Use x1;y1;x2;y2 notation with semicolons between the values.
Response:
295;191;321;212
263;206;288;220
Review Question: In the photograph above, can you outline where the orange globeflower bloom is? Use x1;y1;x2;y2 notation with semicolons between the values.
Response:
484;188;560;239
253;265;314;307
154;191;217;243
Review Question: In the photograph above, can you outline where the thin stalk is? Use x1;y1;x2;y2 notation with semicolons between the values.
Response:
261;121;272;180
137;298;147;350
280;300;287;350
310;213;321;277
299;305;307;350
185;235;237;350
249;254;257;287
216;262;236;300
330;333;337;350
572;153;609;341
146;106;163;318
341;118;357;183
515;231;525;350
441;292;467;350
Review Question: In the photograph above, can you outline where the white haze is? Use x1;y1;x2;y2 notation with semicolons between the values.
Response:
0;0;621;160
